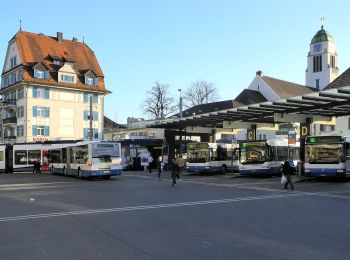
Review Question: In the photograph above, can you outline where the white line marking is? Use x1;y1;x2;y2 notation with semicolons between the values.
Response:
0;193;301;222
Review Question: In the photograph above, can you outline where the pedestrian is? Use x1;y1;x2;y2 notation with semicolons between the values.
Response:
37;160;41;174
170;158;178;186
148;154;154;173
157;156;162;179
32;160;37;174
283;156;295;190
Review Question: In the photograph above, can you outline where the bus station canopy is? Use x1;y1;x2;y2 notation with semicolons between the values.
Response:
150;85;350;129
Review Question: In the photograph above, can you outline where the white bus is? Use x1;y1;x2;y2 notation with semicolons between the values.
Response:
239;139;300;176
186;142;239;173
49;141;122;179
304;135;350;177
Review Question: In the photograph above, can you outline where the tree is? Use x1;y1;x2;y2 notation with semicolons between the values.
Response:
183;80;219;107
143;82;176;119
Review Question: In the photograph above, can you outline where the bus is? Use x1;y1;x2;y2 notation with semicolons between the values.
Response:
49;141;122;178
185;142;239;173
304;135;350;177
238;139;300;176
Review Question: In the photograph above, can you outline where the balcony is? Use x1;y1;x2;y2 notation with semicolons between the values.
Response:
2;99;16;111
3;117;17;125
3;136;16;142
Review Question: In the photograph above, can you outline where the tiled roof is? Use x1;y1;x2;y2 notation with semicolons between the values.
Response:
324;67;350;90
261;75;315;99
104;116;126;129
175;89;266;117
9;31;109;93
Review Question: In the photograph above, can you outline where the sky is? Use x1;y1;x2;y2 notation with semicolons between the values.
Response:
1;0;350;123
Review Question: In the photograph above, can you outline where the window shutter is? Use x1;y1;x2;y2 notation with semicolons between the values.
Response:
33;87;38;98
94;77;99;86
94;128;98;139
45;88;50;99
84;93;88;103
32;106;37;117
32;125;38;136
85;76;88;84
84;111;88;121
44;70;49;79
44;126;50;136
45;107;50;118
93;94;98;103
94;111;98;121
34;69;38;78
83;128;88;138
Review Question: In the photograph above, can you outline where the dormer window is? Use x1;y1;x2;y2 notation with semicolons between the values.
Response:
33;63;49;79
53;60;61;66
84;70;98;86
10;56;17;68
61;74;75;83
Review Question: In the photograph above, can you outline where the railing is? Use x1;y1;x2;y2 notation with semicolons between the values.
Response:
2;99;17;110
3;117;17;124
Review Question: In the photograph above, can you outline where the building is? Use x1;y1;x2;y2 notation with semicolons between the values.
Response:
1;31;109;143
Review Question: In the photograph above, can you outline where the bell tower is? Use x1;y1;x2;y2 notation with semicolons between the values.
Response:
305;24;339;90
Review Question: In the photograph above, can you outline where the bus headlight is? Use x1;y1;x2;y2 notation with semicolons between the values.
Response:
304;169;310;173
205;166;210;169
337;169;345;173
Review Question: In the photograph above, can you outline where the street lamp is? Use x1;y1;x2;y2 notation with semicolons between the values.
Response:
178;88;183;118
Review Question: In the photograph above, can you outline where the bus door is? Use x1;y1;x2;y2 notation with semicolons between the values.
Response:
5;145;13;173
345;142;350;174
66;148;72;174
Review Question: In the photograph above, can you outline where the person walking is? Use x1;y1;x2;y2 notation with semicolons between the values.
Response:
283;156;295;190
157;156;162;179
148;154;154;173
32;160;38;174
170;158;178;186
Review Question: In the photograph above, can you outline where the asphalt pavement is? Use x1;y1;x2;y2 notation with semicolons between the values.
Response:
0;170;350;259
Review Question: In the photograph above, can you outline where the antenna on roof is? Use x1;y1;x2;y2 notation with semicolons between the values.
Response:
320;16;325;29
19;19;22;31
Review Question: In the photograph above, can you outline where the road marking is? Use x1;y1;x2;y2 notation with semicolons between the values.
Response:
0;182;71;188
0;193;302;222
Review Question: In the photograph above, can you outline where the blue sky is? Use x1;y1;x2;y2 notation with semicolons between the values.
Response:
1;0;350;123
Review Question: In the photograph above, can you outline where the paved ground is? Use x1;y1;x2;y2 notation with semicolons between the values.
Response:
0;170;350;259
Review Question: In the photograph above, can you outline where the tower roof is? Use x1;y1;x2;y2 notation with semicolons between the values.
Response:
311;26;334;44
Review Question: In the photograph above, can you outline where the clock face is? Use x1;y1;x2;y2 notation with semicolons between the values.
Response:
313;43;322;53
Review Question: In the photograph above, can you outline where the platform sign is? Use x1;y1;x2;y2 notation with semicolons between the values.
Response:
288;131;296;146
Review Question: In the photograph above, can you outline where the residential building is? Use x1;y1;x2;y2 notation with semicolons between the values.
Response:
1;31;109;143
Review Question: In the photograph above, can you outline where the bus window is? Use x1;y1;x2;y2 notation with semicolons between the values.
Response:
28;150;41;164
0;151;4;161
50;150;62;163
71;145;88;164
15;150;28;165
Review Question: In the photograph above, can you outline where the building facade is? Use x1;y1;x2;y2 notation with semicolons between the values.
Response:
1;31;109;143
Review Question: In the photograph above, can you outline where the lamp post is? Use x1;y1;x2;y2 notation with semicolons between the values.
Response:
178;88;183;118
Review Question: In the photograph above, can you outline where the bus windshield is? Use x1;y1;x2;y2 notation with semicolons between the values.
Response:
240;141;269;164
187;148;209;163
92;143;120;159
305;144;344;164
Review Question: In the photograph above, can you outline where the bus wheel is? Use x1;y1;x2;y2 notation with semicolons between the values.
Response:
103;175;111;180
221;165;227;174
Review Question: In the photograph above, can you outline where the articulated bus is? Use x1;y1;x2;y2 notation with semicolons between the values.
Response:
304;135;350;177
0;141;78;173
49;141;122;179
238;139;300;176
185;142;239;173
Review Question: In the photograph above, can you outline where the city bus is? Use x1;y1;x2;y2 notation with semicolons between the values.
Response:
49;141;122;178
238;139;300;176
304;135;350;177
185;142;239;173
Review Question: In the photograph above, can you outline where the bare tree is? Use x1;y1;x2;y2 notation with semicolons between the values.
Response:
143;82;176;119
183;80;219;107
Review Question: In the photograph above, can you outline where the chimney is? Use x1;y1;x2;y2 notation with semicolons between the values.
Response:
256;70;263;77
72;37;78;43
57;32;63;43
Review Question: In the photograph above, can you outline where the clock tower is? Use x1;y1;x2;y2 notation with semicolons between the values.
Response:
305;26;339;90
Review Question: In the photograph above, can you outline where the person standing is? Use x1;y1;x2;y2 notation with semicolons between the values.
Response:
283;156;295;190
170;158;178;186
148;154;154;173
32;160;38;174
157;156;162;179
